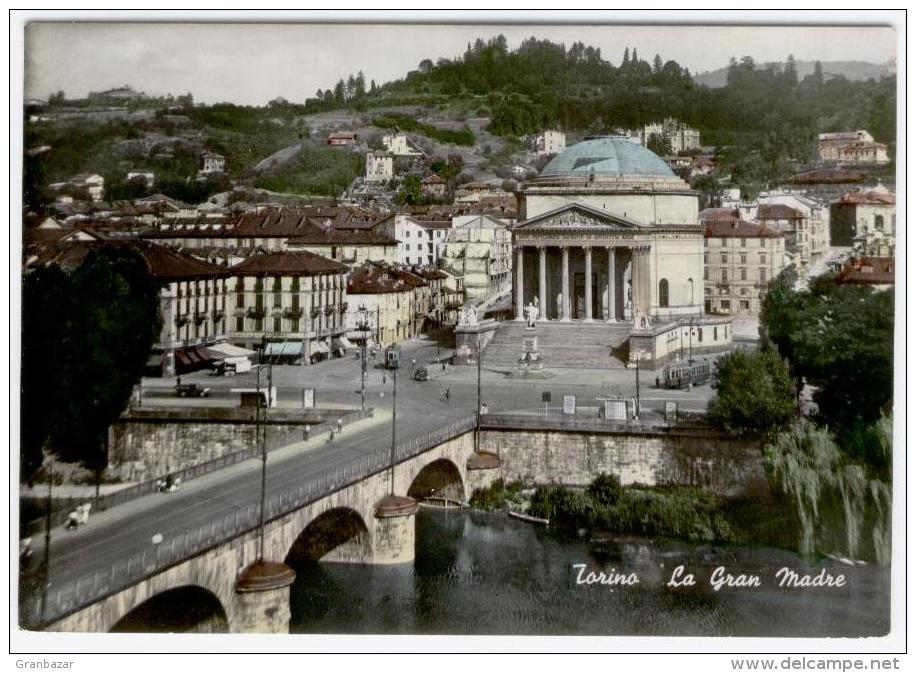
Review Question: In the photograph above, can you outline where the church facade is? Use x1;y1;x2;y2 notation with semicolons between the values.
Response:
513;136;705;323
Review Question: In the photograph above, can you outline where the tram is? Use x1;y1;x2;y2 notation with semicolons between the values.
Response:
661;359;712;390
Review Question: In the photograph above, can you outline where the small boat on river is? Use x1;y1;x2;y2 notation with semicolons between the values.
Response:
508;509;549;526
420;496;469;509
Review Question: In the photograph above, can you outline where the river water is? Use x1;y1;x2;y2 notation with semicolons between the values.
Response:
289;509;890;637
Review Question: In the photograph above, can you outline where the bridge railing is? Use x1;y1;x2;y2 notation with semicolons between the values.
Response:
22;414;477;629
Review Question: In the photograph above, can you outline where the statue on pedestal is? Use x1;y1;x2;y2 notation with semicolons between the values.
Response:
524;299;539;328
633;308;652;330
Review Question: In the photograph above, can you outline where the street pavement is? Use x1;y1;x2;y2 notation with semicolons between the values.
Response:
21;334;718;610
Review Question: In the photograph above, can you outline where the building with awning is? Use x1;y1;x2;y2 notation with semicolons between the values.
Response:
39;239;230;377
228;250;349;365
206;342;257;359
263;341;305;363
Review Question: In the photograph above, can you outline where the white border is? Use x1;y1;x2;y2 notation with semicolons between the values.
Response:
5;6;909;662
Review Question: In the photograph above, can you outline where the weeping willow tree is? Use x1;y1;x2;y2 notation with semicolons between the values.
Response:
765;419;892;564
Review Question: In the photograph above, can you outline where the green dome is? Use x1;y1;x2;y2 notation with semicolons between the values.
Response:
540;136;675;179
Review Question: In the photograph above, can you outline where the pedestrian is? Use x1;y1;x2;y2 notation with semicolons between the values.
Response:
304;426;310;441
19;537;33;562
412;358;417;369
383;373;387;385
444;388;450;401
65;510;79;530
337;417;343;433
328;430;335;443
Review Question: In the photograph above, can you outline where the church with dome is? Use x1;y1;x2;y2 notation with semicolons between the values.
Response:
513;135;705;324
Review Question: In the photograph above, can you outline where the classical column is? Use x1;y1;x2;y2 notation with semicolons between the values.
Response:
632;247;651;316
515;246;525;321
584;246;593;321
561;245;570;322
641;247;652;315
538;246;547;320
606;246;616;322
630;247;640;318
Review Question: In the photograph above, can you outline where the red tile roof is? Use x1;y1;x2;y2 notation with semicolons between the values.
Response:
834;190;896;206
230;208;397;245
347;263;428;294
705;219;783;239
836;256;895;285
29;240;228;281
230;251;347;277
757;204;804;220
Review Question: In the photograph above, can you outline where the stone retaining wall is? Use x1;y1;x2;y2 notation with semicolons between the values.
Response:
479;427;766;498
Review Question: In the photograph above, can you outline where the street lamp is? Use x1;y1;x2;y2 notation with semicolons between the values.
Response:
387;347;399;495
475;335;482;453
257;335;271;561
357;304;370;411
634;350;642;421
39;458;53;627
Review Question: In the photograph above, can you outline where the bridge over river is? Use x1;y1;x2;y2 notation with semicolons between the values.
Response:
20;404;763;634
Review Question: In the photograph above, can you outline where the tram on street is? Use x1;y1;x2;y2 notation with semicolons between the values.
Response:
661;359;712;390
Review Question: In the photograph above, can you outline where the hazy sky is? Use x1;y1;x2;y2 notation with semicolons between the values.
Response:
24;22;897;106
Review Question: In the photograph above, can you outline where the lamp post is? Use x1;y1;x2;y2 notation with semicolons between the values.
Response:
357;305;369;411
634;350;641;420
388;348;398;495
475;335;482;453
688;319;695;362
39;459;53;626
257;335;268;561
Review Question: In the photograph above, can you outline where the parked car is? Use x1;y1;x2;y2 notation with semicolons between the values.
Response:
414;365;429;382
175;382;210;398
213;356;252;376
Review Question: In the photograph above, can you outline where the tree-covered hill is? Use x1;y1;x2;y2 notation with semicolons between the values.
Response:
307;36;895;189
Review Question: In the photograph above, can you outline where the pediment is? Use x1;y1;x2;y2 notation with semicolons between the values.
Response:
517;203;645;231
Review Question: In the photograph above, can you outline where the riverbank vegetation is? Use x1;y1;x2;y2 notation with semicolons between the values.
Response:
744;271;894;563
471;475;738;544
529;475;738;544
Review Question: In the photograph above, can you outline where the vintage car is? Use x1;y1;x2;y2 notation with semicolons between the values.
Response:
175;382;211;398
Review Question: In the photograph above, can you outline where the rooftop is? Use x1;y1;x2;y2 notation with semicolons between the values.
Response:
230;250;347;277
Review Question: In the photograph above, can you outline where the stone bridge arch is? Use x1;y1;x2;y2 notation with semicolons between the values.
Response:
284;506;372;567
406;457;466;502
109;584;229;633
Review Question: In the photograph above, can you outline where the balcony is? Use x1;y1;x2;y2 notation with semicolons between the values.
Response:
193;313;207;325
176;315;189;327
213;309;225;321
246;307;266;320
283;307;304;319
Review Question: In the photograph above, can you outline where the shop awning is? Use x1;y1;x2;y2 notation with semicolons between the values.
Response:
264;341;304;357
176;350;193;366
207;342;256;358
309;340;330;355
146;353;165;368
334;336;355;349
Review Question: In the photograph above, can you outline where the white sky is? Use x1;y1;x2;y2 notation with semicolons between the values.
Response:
24;21;897;106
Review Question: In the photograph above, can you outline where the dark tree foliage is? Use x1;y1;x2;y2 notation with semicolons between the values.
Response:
707;347;797;438
21;247;161;476
761;273;894;455
646;133;673;156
